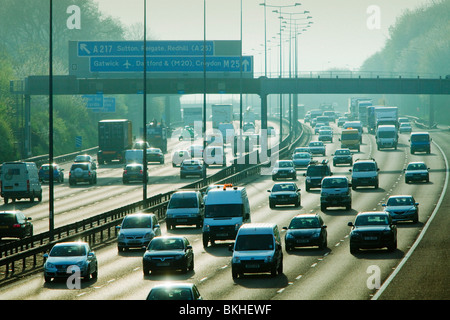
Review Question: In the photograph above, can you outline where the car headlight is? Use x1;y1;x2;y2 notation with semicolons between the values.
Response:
144;232;154;240
312;231;321;238
290;194;297;198
286;233;294;240
118;234;125;240
272;169;278;174
46;262;55;269
264;255;274;263
321;192;329;196
232;256;240;264
203;224;210;232
290;169;295;173
306;177;311;182
77;261;87;268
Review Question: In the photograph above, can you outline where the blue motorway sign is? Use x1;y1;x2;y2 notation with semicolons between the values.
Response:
78;40;215;57
89;56;253;73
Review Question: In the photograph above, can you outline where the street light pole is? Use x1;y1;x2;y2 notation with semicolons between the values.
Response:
143;0;148;201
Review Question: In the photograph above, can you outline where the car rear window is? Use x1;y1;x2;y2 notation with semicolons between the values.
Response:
0;213;16;224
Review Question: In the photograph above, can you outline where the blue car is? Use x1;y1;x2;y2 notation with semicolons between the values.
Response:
38;164;64;183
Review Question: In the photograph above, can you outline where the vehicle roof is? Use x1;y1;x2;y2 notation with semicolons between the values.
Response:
0;210;22;215
356;211;389;217
292;213;320;219
150;282;195;290
322;175;348;180
52;241;89;247
238;223;277;233
387;195;413;199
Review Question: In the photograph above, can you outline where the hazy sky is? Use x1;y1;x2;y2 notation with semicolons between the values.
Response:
95;0;433;74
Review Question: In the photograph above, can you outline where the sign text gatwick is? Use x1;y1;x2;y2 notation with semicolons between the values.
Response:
90;56;253;73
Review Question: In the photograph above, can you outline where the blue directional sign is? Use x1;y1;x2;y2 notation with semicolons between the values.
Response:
78;40;215;57
89;56;253;73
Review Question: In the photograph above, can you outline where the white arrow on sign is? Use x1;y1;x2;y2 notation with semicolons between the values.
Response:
79;43;91;55
242;59;250;72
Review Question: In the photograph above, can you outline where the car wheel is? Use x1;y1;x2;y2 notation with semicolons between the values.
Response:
44;276;52;283
92;266;98;279
232;268;239;279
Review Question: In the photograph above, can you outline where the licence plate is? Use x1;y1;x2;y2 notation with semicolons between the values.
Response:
364;236;377;241
157;262;170;267
177;219;188;222
245;264;260;269
4;186;12;190
216;233;228;237
296;239;309;243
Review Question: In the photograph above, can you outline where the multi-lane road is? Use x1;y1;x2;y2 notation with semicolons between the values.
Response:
0;120;448;301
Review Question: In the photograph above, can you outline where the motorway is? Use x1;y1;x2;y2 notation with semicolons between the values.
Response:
0;120;447;301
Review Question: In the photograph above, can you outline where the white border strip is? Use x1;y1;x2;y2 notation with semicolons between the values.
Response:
372;140;449;299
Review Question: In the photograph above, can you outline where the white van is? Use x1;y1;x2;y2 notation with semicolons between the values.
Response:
202;186;250;247
376;125;398;150
166;190;204;230
230;223;283;279
1;162;42;204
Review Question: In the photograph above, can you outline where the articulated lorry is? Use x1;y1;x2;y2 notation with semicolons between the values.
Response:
97;119;133;164
146;120;168;153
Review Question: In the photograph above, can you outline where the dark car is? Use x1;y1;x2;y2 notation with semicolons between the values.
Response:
142;236;194;275
147;148;165;164
268;182;301;208
283;214;327;250
404;161;429;183
303;160;332;191
122;163;148;184
38;163;64;183
348;212;397;254
146;283;203;300
382;195;419;223
272;160;297;181
180;159;206;178
0;210;33;240
69;162;97;185
332;148;353;166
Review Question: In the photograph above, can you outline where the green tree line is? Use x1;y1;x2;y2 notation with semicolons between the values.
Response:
360;0;450;125
0;0;168;163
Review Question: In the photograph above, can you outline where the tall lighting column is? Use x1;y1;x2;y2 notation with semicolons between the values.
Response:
49;0;54;240
143;0;148;201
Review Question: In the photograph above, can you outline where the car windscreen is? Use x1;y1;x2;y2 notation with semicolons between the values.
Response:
288;218;320;229
235;234;274;251
378;131;396;138
168;195;198;209
387;197;413;206
50;245;86;257
148;238;184;251
205;204;243;218
122;216;152;228
355;215;389;226
321;178;347;188
306;166;328;176
147;288;193;300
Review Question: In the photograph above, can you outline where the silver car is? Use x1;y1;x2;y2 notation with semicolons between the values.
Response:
117;213;161;251
43;242;98;283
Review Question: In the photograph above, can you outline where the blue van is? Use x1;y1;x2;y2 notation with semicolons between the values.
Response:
409;132;431;154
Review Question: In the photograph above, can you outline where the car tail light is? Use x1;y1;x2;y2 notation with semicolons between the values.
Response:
140;170;143;174
12;224;21;228
27;180;30;192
